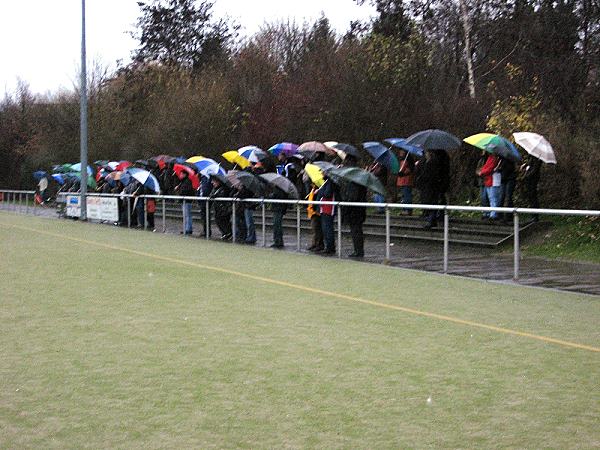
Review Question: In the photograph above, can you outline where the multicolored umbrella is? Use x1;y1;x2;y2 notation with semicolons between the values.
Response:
222;151;250;169
405;129;462;151
116;161;132;171
126;167;161;193
51;173;66;185
70;163;94;176
513;132;556;164
268;142;299;157
363;142;400;173
384;138;424;157
238;145;268;163
464;133;521;162
327;167;386;196
259;173;299;199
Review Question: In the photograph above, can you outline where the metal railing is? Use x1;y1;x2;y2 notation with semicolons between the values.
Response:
2;189;599;282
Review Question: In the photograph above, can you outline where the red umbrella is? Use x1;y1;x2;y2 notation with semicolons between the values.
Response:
116;161;132;171
173;163;200;190
151;154;175;170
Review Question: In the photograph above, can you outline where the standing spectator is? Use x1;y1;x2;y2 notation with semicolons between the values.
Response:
521;155;542;222
367;161;387;213
269;186;288;248
37;175;48;204
199;175;212;238
306;183;324;252
415;149;440;229
477;153;502;220
210;176;233;239
316;176;336;254
475;150;490;218
396;150;415;215
500;156;517;222
175;171;195;235
341;181;367;258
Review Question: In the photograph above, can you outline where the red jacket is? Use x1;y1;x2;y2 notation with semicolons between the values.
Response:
479;155;499;187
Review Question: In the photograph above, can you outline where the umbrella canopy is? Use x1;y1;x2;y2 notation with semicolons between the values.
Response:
106;161;120;170
189;157;226;177
173;163;200;189
105;170;123;187
304;163;325;187
513;132;556;164
70;163;94;176
312;161;335;171
363;142;400;173
222;151;250;169
327;167;386;196
298;141;336;158
51;173;66;185
151;154;176;168
332;143;361;160
464;133;521;162
116;161;132;171
126;167;161;193
226;170;266;196
259;173;299;199
238;145;268;163
405;129;462;151
268;142;299;157
33;170;48;180
384;138;424;157
94;160;109;166
64;171;97;189
53;163;74;173
186;156;205;164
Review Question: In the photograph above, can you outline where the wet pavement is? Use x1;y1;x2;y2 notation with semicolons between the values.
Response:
3;202;600;296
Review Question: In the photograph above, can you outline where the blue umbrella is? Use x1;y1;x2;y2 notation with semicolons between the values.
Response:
268;142;299;157
384;138;424;157
405;129;461;151
126;167;161;193
33;170;49;180
51;173;66;185
239;145;269;162
362;142;400;173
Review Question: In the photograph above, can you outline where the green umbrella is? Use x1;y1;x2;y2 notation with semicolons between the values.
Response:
327;167;386;196
66;172;97;189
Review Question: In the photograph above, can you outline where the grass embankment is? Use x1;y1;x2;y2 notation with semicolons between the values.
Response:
522;216;600;263
0;212;599;448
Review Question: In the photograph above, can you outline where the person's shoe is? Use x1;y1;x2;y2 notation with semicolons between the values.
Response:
245;240;256;245
221;233;232;240
270;243;284;248
323;248;336;255
348;252;364;258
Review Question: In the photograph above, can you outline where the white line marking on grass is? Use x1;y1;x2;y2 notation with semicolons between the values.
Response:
1;219;599;353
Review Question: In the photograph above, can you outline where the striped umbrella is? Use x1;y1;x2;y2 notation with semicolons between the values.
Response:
189;157;226;177
238;145;268;162
464;133;521;162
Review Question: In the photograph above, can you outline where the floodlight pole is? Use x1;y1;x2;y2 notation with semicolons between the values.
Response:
79;0;88;220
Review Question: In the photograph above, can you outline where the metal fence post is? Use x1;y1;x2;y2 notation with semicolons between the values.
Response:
205;198;210;240
443;208;449;274
337;204;342;258
25;193;29;215
262;201;266;247
385;206;390;262
127;197;131;228
144;197;148;230
162;198;166;233
296;202;301;252
19;192;23;213
514;211;520;281
232;200;237;243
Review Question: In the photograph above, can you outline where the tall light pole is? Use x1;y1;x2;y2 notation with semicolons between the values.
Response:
80;0;88;220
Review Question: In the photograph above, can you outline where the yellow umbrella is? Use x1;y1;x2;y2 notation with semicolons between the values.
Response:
222;151;250;169
186;156;206;164
304;163;325;187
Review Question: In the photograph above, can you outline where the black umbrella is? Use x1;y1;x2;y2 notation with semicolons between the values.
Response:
226;170;266;196
327;167;386;196
332;143;361;159
405;129;462;151
259;173;299;199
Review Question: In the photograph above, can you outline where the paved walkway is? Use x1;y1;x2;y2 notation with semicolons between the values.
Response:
3;203;600;296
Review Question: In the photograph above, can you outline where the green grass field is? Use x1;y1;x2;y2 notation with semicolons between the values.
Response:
1;212;599;448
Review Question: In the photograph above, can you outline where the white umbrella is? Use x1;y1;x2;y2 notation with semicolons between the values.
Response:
513;132;556;164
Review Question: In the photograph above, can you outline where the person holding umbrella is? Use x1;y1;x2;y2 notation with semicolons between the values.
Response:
396;149;415;215
316;175;337;255
520;154;543;222
341;179;367;258
175;170;195;235
210;175;233;240
477;152;502;220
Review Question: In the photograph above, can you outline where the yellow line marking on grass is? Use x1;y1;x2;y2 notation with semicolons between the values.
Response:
2;218;599;353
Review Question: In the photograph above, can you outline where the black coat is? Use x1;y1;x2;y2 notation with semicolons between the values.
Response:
341;181;367;224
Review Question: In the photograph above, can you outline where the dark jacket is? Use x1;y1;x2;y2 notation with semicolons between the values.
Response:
176;177;195;197
210;185;232;218
341;181;367;225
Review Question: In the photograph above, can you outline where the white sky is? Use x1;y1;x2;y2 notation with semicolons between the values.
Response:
0;0;375;96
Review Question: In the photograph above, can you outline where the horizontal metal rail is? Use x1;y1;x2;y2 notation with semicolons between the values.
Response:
2;189;599;284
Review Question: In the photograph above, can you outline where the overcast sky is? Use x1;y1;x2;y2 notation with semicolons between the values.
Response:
0;0;375;96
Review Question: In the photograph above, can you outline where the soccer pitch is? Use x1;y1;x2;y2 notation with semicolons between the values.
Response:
1;212;598;448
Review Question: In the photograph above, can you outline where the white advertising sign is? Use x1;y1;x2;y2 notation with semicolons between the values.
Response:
66;195;118;222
